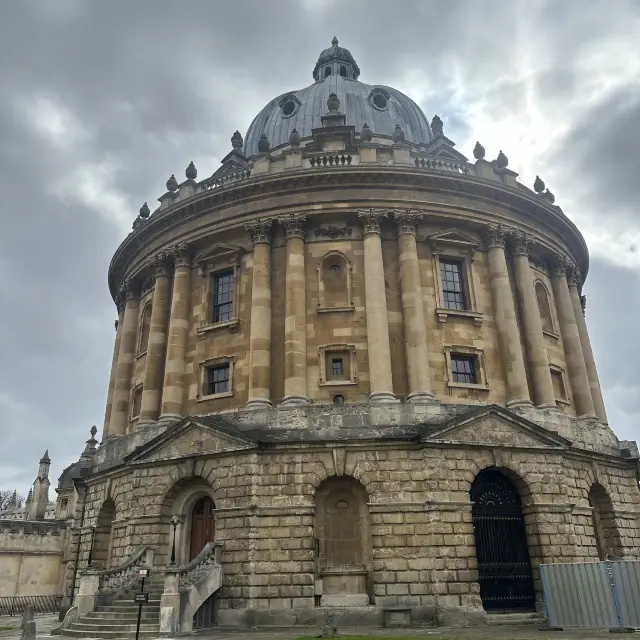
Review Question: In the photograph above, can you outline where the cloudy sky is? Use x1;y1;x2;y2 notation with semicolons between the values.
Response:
1;0;639;496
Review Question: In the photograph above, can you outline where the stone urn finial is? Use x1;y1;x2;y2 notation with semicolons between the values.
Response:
185;161;197;180
139;202;150;219
327;92;340;113
166;174;179;192
431;114;443;136
473;141;485;160
361;122;373;142
331;36;339;46
533;175;545;193
543;188;555;204
495;150;509;169
289;128;301;147
231;130;243;150
258;134;270;154
392;124;405;144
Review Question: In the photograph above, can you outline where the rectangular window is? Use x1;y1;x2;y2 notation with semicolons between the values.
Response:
331;358;343;377
440;259;466;310
212;271;233;323
551;369;566;401
131;386;143;418
207;364;230;395
451;355;477;384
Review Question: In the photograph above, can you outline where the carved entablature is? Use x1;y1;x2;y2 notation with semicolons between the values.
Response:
315;225;353;239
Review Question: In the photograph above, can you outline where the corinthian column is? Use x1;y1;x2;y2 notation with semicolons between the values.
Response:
160;242;192;421
394;211;433;403
358;209;398;403
510;232;556;409
568;267;607;422
551;256;596;418
245;219;273;410
281;214;310;406
102;304;125;441
109;280;140;436
485;225;531;407
139;253;172;425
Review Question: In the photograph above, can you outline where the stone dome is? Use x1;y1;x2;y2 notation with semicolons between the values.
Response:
243;38;433;157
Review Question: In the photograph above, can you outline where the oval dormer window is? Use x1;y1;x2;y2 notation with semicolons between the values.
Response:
369;88;390;111
373;94;387;109
282;100;296;117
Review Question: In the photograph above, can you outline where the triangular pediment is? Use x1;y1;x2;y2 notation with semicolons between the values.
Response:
125;416;258;463
195;242;245;270
421;405;572;449
425;228;479;248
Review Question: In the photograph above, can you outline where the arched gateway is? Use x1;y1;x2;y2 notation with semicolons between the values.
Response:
470;469;535;612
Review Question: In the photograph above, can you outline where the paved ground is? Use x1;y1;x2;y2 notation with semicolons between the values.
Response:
0;616;637;640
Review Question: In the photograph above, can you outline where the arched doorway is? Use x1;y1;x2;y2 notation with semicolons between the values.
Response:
314;476;372;606
588;483;622;560
470;468;535;612
189;496;215;560
93;499;116;569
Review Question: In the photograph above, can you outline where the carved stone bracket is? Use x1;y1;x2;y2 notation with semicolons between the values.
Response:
484;224;507;249
393;209;423;236
245;218;274;246
357;208;388;235
172;241;192;268
279;213;307;239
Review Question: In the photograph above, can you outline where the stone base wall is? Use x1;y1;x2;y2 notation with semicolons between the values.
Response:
69;410;640;620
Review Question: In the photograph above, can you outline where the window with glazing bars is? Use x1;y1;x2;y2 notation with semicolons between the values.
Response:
440;260;466;310
331;358;343;377
451;355;476;384
212;271;233;323
207;364;229;395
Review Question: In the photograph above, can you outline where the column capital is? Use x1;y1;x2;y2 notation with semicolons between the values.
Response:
567;261;583;288
151;251;172;277
172;241;191;268
114;319;119;331
484;224;508;249
118;278;140;301
115;292;126;313
393;210;423;236
279;213;307;239
580;294;587;316
510;230;531;256
245;219;274;246
357;208;388;235
550;253;570;276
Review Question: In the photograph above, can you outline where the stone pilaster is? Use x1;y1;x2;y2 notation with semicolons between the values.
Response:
485;225;531;407
139;252;172;425
160;242;192;421
510;232;556;409
280;214;310;406
358;209;398;403
245;219;273;410
568;266;607;422
551;255;596;418
109;279;140;436
394;211;434;403
102;302;125;441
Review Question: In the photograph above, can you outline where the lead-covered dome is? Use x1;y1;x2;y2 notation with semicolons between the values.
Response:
243;38;433;157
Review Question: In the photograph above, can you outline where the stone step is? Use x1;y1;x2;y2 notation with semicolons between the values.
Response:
96;602;161;613
487;612;545;626
61;628;159;639
86;611;159;622
69;621;160;633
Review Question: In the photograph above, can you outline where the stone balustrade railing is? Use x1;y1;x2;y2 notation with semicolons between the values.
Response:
199;168;252;192
308;154;353;168
96;545;154;594
173;541;222;593
413;155;472;175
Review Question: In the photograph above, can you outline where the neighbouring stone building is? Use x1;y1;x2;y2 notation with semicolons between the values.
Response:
50;38;639;634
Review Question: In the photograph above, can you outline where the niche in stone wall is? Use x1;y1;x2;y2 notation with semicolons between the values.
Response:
588;483;623;560
535;281;557;336
137;302;152;354
317;251;354;312
93;499;116;569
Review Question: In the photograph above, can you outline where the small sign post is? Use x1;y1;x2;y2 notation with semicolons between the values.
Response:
134;569;149;640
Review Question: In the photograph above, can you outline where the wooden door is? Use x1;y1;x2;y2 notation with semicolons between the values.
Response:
189;497;215;560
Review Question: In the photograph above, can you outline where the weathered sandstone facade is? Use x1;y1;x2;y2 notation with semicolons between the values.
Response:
51;39;639;633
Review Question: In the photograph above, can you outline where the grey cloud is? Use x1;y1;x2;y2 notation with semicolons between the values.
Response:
1;0;639;493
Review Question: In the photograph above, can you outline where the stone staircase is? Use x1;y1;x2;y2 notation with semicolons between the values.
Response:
61;575;164;639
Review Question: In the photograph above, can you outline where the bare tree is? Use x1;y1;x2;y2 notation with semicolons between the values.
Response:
0;489;25;511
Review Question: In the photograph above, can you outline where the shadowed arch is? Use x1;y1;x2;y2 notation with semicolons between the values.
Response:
588;483;622;559
93;499;116;569
137;302;152;354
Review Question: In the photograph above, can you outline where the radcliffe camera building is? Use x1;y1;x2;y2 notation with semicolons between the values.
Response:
24;39;640;634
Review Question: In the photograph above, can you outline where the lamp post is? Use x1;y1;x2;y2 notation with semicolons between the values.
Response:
87;526;96;567
170;516;179;565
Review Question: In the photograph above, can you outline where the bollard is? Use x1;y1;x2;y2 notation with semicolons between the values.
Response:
20;605;36;640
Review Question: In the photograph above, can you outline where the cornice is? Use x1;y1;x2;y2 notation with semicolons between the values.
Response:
108;167;590;301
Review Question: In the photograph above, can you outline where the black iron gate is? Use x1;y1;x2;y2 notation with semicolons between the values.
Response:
470;468;535;612
193;592;216;629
